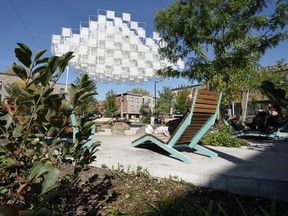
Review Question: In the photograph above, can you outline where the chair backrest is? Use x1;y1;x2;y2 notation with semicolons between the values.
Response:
168;89;221;146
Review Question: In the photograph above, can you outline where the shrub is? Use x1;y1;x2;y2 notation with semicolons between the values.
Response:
0;43;99;215
200;124;248;147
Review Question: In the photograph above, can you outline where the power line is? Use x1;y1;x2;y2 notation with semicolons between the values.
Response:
8;0;42;49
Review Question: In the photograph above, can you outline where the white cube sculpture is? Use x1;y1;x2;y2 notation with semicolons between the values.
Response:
51;9;184;84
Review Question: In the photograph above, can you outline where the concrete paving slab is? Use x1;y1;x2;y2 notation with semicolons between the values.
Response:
90;128;288;201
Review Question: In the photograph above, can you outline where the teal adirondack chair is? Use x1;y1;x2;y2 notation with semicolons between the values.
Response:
45;93;96;147
132;89;222;164
70;113;96;147
233;120;288;140
63;94;95;147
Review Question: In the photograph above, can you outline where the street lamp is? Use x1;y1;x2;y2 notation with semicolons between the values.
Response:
154;80;158;114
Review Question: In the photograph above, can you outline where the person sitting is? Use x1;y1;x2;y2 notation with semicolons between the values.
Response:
246;104;283;133
145;93;193;137
227;115;246;131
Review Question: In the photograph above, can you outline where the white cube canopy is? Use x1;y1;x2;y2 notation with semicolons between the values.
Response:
51;9;184;84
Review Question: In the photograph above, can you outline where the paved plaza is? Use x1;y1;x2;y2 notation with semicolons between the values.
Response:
90;126;288;201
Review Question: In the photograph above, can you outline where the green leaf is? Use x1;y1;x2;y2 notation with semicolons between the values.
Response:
35;163;54;178
32;65;47;75
19;88;31;99
35;57;49;65
29;163;43;180
17;43;32;53
47;56;60;73
55;52;74;77
82;120;94;130
24;149;36;157
41;167;60;195
39;71;52;86
27;81;37;90
34;49;47;62
12;125;23;138
15;43;32;67
203;200;214;216
41;85;54;98
235;197;248;216
0;113;13;129
50;116;64;128
45;108;56;122
216;202;229;216
46;127;57;137
60;99;73;117
260;197;276;216
12;63;28;80
78;91;96;102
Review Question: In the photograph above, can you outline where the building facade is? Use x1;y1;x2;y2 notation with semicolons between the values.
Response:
117;92;155;119
0;73;67;103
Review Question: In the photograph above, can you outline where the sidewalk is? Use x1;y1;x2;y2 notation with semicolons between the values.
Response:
90;127;288;201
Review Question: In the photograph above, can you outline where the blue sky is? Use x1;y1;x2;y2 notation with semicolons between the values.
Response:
0;0;287;100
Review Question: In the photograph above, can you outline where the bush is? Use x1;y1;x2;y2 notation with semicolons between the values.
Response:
201;124;248;147
0;43;99;215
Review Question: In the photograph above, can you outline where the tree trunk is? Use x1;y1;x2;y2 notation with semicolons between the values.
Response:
241;90;249;124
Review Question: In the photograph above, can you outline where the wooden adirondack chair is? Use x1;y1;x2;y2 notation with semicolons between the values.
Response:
132;89;222;164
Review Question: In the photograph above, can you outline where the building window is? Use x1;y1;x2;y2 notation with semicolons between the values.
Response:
60;88;65;93
0;81;2;90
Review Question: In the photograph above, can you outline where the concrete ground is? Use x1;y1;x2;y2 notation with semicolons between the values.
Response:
90;126;288;201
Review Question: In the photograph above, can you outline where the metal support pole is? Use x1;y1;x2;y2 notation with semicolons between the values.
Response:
154;80;158;113
120;81;124;118
65;66;69;93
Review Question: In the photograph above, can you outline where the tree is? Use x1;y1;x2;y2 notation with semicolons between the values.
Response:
104;90;119;117
263;61;288;93
130;88;150;96
173;88;191;114
139;103;151;117
259;80;288;109
154;0;288;98
139;103;152;123
73;75;98;117
155;86;173;115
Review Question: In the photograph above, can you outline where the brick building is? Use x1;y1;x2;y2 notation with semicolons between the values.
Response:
117;92;155;119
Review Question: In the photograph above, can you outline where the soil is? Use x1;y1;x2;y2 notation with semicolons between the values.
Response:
50;165;288;216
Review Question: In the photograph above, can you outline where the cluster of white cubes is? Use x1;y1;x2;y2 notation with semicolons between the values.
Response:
51;9;184;83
